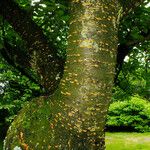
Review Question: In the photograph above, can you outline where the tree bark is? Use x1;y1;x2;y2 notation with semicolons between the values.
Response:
4;1;121;149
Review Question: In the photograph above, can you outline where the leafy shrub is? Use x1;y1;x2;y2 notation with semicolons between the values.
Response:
106;96;150;132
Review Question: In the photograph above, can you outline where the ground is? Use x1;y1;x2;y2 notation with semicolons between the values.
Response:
106;132;150;150
1;132;150;149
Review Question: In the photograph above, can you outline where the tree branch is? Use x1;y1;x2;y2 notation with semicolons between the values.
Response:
0;0;64;94
1;41;43;88
115;28;150;84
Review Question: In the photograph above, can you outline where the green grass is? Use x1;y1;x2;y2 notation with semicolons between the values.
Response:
0;132;150;149
106;132;150;150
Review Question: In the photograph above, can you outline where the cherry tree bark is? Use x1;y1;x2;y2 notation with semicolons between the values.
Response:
2;0;145;150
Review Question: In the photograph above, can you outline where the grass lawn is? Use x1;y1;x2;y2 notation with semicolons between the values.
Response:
106;132;150;150
0;132;150;149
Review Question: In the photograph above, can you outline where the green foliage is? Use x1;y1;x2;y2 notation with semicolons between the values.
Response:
107;96;150;132
0;139;3;150
0;57;41;138
32;0;69;58
117;2;150;100
116;45;150;99
119;2;150;45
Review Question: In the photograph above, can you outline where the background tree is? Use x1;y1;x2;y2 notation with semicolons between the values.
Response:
115;2;150;100
0;0;148;149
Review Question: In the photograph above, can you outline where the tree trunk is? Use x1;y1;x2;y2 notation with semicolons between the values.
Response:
4;0;121;150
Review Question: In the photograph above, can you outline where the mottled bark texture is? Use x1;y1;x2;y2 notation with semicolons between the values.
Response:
4;0;121;150
0;0;64;93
